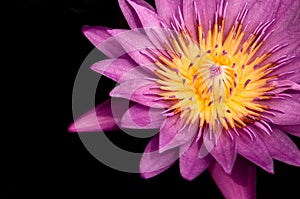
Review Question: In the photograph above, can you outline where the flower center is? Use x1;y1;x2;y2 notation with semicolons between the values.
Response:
151;2;283;133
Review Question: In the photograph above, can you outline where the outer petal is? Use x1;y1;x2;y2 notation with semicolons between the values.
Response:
91;58;153;83
82;26;126;58
246;0;300;83
179;139;212;181
140;135;178;179
210;132;237;174
159;116;198;152
127;0;164;28
209;156;256;199
258;127;300;166
108;29;158;72
155;0;182;25
121;104;165;129
260;92;300;125
118;0;155;29
279;124;300;137
110;79;172;108
68;99;128;132
236;129;274;173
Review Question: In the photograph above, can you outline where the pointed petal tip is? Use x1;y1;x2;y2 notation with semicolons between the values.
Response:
181;174;196;182
68;122;78;133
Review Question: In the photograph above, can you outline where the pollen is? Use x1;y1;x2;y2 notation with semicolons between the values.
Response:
151;1;281;133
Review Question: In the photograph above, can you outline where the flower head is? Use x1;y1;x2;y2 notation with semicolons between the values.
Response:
69;0;300;198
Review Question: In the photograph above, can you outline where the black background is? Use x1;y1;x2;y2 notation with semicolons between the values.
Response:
8;0;300;198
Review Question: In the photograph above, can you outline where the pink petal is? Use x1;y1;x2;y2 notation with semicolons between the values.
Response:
155;0;182;25
182;0;197;41
121;104;165;129
140;135;178;179
210;132;237;174
82;26;126;58
68;99;128;132
159;114;181;150
236;128;274;173
194;0;217;33
118;0;155;29
258;127;300;166
209;156;256;199
179;139;212;181
91;58;153;83
268;80;300;94
260;92;300;126
107;29;158;72
159;115;198;152
279;124;300;137
245;0;300;83
110;79;172;108
127;0;165;28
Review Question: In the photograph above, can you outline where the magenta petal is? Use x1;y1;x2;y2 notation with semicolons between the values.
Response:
259;127;300;166
260;92;300;125
194;0;217;33
179;139;212;181
155;0;182;25
279;124;300;137
82;26;126;58
108;29;158;72
236;129;274;173
268;80;300;94
110;79;171;108
91;58;152;83
159;114;181;150
121;104;165;129
159;115;198;152
209;156;256;199
127;0;164;28
140;135;178;179
210;132;237;174
118;0;155;29
68;99;127;132
182;0;197;41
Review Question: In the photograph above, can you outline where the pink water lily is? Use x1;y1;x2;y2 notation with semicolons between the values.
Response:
69;0;300;198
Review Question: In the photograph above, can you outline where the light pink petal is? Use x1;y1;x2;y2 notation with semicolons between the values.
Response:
121;104;165;129
82;26;126;58
210;132;237;174
118;0;155;29
236;129;274;173
260;92;300;125
91;58;153;83
110;79;171;108
159;116;198;152
68;99;128;132
259;127;300;166
155;0;182;25
179;139;212;181
209;156;256;199
279;124;300;137
140;135;178;179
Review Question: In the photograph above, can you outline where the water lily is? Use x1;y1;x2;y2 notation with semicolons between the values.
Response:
69;0;300;198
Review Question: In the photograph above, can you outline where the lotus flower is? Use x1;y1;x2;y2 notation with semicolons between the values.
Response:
69;0;300;198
